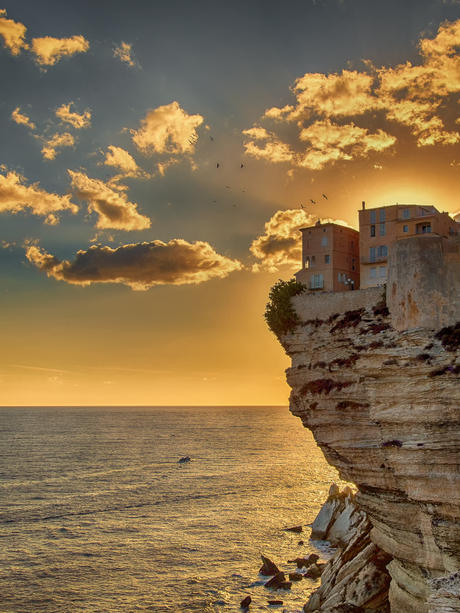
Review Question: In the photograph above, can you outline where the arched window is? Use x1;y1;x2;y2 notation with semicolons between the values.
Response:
311;256;316;267
305;256;310;268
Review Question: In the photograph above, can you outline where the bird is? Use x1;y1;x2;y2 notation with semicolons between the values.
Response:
210;136;214;142
300;204;305;209
240;164;244;169
310;199;316;204
217;163;220;168
226;186;230;189
322;194;328;200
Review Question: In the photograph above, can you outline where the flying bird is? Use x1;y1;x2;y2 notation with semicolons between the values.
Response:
217;163;220;168
310;199;316;204
300;204;305;209
322;194;328;200
210;136;214;141
240;164;244;169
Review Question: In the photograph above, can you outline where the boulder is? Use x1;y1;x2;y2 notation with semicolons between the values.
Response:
265;572;286;589
286;525;303;533
304;564;323;580
289;572;304;581
281;581;292;590
240;595;251;608
259;555;280;576
288;554;319;569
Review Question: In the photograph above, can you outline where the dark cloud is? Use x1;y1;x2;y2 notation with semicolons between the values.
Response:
26;240;243;290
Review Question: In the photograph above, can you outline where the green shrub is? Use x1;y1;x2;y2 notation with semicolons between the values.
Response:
264;278;307;338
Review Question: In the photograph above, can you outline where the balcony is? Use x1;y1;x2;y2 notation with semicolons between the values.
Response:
360;255;388;264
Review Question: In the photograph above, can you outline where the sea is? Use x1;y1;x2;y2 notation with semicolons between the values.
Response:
0;405;345;613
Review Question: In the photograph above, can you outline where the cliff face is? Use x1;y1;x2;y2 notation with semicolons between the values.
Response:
282;291;460;612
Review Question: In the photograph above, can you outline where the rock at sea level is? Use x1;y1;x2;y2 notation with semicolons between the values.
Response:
259;555;280;576
240;595;251;608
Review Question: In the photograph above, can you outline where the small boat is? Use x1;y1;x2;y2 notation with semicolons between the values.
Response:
178;455;191;463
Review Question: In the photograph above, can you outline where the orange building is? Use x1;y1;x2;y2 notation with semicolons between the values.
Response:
295;222;360;291
358;203;460;289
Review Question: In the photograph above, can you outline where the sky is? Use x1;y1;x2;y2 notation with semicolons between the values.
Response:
1;0;460;406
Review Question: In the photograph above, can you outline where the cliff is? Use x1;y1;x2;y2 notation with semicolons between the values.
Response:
278;278;460;612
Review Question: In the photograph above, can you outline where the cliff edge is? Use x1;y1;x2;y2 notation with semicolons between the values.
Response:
275;237;460;612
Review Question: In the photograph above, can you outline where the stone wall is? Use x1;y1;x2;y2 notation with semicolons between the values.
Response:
292;286;382;323
388;235;460;332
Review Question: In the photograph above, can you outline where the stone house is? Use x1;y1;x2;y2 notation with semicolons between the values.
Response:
295;221;360;292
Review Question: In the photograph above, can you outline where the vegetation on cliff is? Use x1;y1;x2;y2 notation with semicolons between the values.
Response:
264;278;307;338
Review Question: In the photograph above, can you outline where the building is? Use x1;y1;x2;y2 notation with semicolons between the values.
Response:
358;202;460;289
295;221;360;292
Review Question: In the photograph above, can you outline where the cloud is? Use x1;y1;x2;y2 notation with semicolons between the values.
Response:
11;107;35;130
113;42;138;67
0;9;28;55
0;170;77;224
251;209;352;272
104;146;150;179
250;209;315;272
26;240;243;290
42;132;76;160
298;120;396;169
55;103;91;129
31;35;89;66
245;19;460;170
68;170;151;231
243;127;295;164
131;101;204;156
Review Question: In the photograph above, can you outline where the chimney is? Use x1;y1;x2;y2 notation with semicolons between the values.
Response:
362;201;366;210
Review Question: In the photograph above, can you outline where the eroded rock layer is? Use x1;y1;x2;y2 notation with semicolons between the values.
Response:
282;294;460;612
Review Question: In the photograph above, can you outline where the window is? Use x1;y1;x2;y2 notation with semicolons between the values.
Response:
377;245;388;257
305;256;310;268
370;225;376;237
380;223;386;236
379;209;386;222
311;255;316;267
421;224;431;233
403;209;410;219
321;236;328;247
370;210;376;223
403;225;409;233
324;254;330;264
311;274;324;289
370;268;377;278
338;273;346;282
380;266;386;277
351;241;354;249
369;247;376;262
352;259;356;271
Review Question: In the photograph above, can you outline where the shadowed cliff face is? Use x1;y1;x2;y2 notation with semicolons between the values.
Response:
282;297;460;612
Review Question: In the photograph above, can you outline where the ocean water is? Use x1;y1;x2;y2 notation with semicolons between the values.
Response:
0;406;343;613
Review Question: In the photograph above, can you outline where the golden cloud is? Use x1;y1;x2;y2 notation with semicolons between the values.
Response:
250;209;315;272
113;42;138;67
0;9;28;55
251;209;354;272
131;102;204;156
11;107;36;130
26;240;243;290
247;19;460;169
55;103;91;129
42;133;76;160
68;170;151;231
242;127;295;164
289;71;377;120
0;170;77;223
104;146;149;179
31;35;89;66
